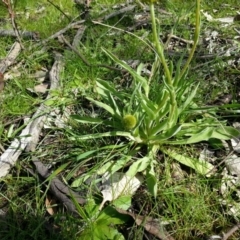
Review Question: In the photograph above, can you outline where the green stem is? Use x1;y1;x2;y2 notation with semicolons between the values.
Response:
149;3;172;86
179;0;201;79
149;3;177;127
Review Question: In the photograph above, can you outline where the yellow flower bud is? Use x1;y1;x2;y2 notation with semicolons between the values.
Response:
123;115;137;130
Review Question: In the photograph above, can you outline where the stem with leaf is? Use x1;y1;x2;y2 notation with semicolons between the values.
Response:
149;2;177;127
179;0;201;79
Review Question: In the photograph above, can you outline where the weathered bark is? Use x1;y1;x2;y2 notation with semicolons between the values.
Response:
0;53;63;178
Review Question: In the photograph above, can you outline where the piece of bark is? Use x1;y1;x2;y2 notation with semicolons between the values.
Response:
116;208;175;240
103;5;136;21
0;72;4;92
25;52;62;152
72;25;86;49
222;222;240;240
0;41;21;73
32;159;86;216
0;29;39;40
0;52;62;178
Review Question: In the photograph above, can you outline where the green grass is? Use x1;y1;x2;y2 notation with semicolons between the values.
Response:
0;0;240;239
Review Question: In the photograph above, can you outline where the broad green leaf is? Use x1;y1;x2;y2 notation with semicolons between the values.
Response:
87;97;115;115
80;223;124;240
146;161;157;197
98;206;129;225
112;195;132;210
126;156;150;177
71;115;103;124
163;149;214;175
84;198;99;218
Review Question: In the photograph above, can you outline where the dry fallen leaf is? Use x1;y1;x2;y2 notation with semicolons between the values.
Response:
45;195;57;215
116;208;175;240
99;172;143;210
34;83;49;93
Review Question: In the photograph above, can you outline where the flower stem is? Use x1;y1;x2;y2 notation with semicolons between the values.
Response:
149;3;177;127
179;0;201;79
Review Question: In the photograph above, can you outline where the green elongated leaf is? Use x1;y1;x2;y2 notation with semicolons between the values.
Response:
108;93;122;118
126;156;150;177
87;97;115;115
98;156;132;176
44;162;71;184
212;126;240;139
71;115;103;124
96;79;128;102
149;118;168;136
139;93;158;118
97;206;129;225
166;127;214;145
70;191;89;220
149;125;182;143
173;57;182;87
140;98;156;119
162;148;214;175
178;82;200;114
146;161;157;197
96;79;117;95
102;48;149;96
169;125;239;145
75;131;138;141
76;150;98;161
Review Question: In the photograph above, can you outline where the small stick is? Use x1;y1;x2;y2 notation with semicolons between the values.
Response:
59;34;121;72
41;20;85;44
222;223;240;240
2;0;24;48
46;0;71;21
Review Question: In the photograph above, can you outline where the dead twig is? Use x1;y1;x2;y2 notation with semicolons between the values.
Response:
222;223;240;240
0;29;39;40
116;208;175;240
32;159;86;216
0;41;21;73
103;5;136;21
41;20;85;45
59;34;121;72
46;0;71;21
2;0;24;48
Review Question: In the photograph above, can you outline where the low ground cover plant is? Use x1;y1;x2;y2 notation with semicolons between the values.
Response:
1;0;240;239
70;0;239;196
